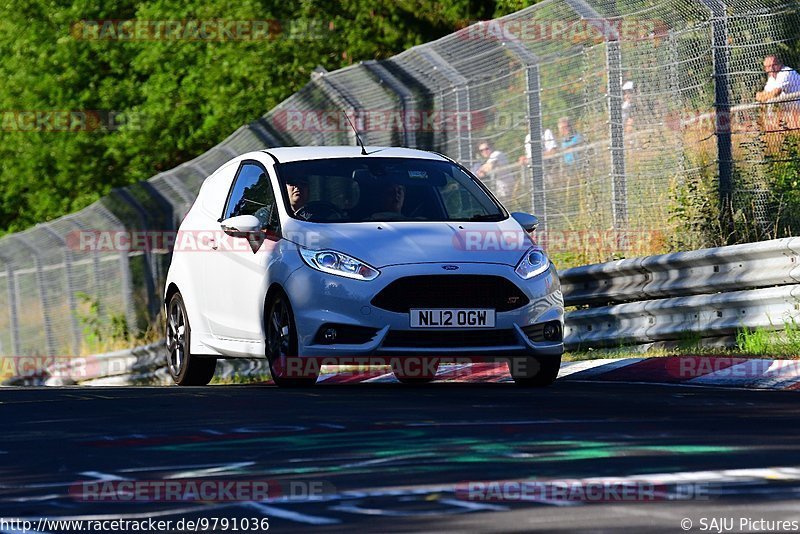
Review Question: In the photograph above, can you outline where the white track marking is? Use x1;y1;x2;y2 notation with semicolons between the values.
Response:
243;501;339;525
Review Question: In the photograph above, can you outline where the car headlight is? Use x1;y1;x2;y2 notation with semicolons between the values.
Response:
299;248;380;281
515;247;550;280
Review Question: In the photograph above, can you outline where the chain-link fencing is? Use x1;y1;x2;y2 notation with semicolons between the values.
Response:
0;0;798;357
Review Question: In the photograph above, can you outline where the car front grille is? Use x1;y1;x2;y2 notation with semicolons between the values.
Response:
371;275;529;313
382;329;519;348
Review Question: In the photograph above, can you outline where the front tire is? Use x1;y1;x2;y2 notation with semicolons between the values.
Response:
266;292;318;387
509;355;561;387
166;292;217;386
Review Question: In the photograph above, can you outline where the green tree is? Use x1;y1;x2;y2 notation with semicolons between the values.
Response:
0;0;527;234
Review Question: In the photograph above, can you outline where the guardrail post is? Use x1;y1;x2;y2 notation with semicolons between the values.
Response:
416;48;473;168
699;0;733;236
10;236;56;356
362;60;417;148
565;0;628;230
311;66;366;146
0;252;20;355
497;29;547;228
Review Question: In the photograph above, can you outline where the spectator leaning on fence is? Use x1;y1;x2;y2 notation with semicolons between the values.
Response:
756;55;800;110
518;129;557;166
476;142;514;198
558;117;583;165
622;80;636;134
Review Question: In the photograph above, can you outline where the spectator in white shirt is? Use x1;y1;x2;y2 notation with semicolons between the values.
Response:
476;142;513;198
622;80;636;133
756;55;800;110
518;129;557;166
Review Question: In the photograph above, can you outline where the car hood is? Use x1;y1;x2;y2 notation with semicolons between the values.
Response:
281;218;534;268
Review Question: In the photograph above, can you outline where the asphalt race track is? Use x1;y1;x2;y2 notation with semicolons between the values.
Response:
2;380;800;533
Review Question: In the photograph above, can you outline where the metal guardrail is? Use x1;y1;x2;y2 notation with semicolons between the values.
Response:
6;237;800;384
562;237;800;350
1;340;274;386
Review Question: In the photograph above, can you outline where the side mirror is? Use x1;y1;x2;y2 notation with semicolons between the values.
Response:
511;212;539;233
220;214;261;237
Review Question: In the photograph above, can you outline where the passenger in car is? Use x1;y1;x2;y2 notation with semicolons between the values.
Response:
370;182;406;220
381;183;405;213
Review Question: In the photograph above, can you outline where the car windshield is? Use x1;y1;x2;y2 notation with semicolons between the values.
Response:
276;157;506;223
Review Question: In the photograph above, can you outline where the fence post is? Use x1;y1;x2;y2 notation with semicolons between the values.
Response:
362;60;417;148
497;27;547;229
311;66;366;146
564;0;628;229
40;226;82;355
64;215;104;317
111;188;159;323
139;181;179;308
249;119;284;148
699;0;733;234
95;205;138;337
10;236;56;356
416;48;473;168
155;170;195;209
0;252;20;355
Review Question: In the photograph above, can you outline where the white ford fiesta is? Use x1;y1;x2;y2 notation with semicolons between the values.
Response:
164;146;564;387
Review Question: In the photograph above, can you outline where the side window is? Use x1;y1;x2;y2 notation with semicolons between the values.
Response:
223;163;277;229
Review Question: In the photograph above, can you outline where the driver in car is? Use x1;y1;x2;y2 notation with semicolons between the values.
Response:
285;177;310;216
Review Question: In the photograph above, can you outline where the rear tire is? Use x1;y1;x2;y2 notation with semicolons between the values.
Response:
266;292;318;387
509;355;561;387
166;292;217;386
392;358;439;384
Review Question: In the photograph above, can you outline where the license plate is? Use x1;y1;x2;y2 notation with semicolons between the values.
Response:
409;309;496;328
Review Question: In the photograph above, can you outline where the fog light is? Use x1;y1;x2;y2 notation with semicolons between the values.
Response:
323;328;337;342
543;322;562;341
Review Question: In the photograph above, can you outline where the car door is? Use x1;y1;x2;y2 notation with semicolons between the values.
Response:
202;160;280;341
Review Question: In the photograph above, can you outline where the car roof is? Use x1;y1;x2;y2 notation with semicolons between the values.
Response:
259;146;449;163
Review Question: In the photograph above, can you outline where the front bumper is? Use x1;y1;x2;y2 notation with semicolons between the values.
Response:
284;261;564;361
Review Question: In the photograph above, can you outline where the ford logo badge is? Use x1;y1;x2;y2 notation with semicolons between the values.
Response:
442;265;459;271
